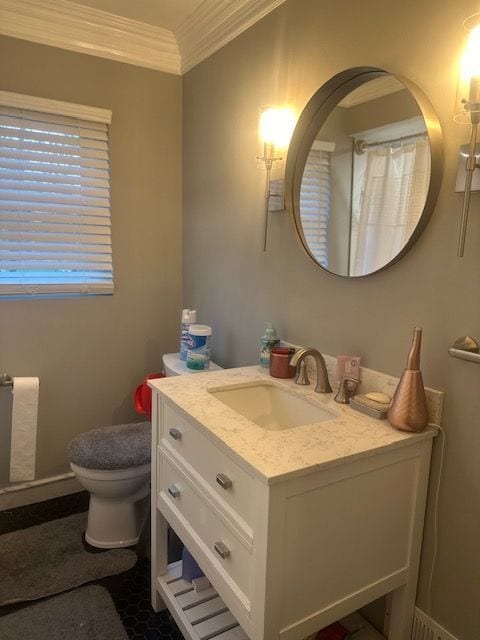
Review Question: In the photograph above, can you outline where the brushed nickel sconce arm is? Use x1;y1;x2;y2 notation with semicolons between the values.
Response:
455;16;480;256
458;118;480;256
258;107;296;251
258;144;283;252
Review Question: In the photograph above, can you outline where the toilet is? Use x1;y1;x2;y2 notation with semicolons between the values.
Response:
68;422;152;548
68;352;222;549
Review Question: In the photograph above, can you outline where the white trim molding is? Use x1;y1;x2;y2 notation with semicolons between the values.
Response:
0;0;181;75
0;89;112;123
177;0;288;73
0;0;288;75
0;472;81;511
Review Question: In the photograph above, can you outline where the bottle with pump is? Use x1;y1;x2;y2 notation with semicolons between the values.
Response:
260;322;280;367
180;309;197;361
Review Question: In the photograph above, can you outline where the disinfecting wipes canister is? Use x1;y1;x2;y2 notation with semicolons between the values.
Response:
186;325;212;370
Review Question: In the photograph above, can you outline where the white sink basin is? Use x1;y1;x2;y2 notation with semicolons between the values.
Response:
208;381;338;430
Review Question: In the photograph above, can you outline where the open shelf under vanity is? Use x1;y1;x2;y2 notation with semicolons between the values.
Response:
157;560;248;640
157;560;385;640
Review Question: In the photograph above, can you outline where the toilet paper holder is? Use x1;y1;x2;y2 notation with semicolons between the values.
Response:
0;373;13;387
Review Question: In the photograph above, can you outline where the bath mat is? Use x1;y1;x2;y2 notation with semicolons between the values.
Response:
0;511;136;605
0;584;128;640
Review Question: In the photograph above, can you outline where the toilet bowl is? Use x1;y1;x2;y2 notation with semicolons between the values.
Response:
68;353;222;549
71;462;150;548
68;421;151;549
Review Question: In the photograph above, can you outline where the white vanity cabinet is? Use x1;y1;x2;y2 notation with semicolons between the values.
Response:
150;373;435;640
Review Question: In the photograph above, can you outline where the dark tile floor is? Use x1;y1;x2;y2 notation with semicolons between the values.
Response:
0;492;184;640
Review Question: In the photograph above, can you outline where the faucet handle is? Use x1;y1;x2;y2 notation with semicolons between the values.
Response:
334;376;359;404
295;360;310;386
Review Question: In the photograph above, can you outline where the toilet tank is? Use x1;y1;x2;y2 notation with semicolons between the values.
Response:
162;352;223;377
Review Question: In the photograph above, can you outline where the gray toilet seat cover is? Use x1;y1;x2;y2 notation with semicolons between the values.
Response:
68;422;151;470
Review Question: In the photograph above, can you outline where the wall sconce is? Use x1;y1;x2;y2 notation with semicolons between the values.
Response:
455;15;480;256
258;106;296;251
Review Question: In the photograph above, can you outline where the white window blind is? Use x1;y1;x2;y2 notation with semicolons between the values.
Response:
0;93;112;296
300;144;332;269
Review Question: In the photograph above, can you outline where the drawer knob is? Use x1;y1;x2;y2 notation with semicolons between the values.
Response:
214;541;230;559
169;428;182;440
168;484;180;498
216;473;232;490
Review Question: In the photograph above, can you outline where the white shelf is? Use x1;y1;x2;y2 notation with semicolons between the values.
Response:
157;562;384;640
156;561;248;640
339;611;386;640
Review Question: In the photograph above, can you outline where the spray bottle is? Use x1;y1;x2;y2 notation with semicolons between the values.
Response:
180;309;197;361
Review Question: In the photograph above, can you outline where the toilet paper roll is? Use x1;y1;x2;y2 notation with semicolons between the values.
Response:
9;377;40;482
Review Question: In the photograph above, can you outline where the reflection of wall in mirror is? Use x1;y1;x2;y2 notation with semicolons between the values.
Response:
344;88;421;136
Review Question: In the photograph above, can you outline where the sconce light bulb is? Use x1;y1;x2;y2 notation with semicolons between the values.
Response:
455;19;480;122
461;24;480;86
259;107;296;149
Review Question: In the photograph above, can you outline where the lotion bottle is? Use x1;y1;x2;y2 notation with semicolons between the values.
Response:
260;323;280;367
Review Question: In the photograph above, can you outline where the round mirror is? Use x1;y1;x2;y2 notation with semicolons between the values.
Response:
285;67;443;277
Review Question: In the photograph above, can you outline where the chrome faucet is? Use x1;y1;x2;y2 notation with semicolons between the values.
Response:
289;348;332;393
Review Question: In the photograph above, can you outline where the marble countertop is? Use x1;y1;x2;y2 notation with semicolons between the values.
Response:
149;366;436;485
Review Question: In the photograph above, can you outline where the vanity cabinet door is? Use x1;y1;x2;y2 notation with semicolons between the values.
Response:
162;402;255;533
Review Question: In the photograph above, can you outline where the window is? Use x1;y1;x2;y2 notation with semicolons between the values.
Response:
299;141;334;269
0;91;112;296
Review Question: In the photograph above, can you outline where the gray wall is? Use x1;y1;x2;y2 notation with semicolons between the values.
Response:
183;1;480;638
0;36;182;483
344;88;421;136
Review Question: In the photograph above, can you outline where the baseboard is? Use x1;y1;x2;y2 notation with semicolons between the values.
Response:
0;473;82;510
412;608;459;640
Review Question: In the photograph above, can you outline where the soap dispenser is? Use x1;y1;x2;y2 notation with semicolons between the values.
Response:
260;323;280;368
387;327;428;432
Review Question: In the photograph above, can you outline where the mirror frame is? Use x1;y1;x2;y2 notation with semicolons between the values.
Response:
285;67;444;277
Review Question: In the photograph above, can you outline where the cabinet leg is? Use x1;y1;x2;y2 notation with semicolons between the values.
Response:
386;584;415;640
152;589;167;613
151;507;169;612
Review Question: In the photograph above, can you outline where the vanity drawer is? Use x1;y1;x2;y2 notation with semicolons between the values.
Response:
159;452;252;602
162;402;254;529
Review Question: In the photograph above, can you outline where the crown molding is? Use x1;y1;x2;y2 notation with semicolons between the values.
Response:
0;0;287;75
0;0;182;75
177;0;287;73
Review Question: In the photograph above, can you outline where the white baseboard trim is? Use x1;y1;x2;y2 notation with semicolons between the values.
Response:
412;608;458;640
0;472;82;510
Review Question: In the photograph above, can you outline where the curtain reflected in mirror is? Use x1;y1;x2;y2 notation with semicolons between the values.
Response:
350;137;430;275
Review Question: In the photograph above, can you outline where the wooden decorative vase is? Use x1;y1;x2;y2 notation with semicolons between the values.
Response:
387;327;428;432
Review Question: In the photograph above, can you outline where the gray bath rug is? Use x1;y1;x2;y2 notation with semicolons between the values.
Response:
0;584;128;640
0;511;136;605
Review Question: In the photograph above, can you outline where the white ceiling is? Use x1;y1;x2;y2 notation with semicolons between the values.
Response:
74;0;204;32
